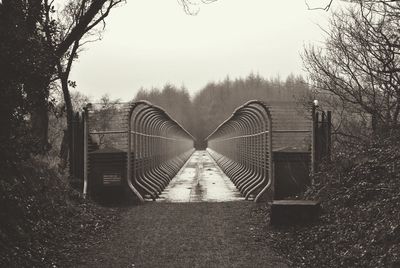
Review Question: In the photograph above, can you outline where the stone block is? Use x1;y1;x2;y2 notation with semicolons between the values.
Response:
270;200;321;226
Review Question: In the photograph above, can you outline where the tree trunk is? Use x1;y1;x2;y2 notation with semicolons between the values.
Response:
26;73;51;153
30;102;49;152
57;64;74;172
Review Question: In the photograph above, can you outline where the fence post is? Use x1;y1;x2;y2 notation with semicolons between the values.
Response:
321;111;326;158
327;111;332;160
311;100;318;178
71;112;77;181
83;106;89;198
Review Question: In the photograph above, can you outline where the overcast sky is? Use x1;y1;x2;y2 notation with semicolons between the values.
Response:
69;0;337;101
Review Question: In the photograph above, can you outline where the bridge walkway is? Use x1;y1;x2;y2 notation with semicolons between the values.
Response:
158;150;244;202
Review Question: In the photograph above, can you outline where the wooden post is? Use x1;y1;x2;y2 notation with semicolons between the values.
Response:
71;112;77;179
80;112;85;180
311;101;318;177
327;111;332;160
321;111;326;158
315;112;320;169
83;106;89;198
268;116;274;200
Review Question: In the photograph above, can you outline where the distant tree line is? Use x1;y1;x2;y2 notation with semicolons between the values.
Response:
134;74;309;148
135;85;194;135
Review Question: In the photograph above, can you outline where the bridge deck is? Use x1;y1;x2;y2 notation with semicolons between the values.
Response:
158;150;244;202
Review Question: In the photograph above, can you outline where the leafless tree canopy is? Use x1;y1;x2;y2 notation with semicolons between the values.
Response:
303;0;400;132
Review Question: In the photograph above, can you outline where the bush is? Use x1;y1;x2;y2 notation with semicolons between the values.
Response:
0;155;117;267
268;131;400;267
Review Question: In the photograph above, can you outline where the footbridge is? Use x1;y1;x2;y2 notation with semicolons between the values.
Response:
70;100;330;202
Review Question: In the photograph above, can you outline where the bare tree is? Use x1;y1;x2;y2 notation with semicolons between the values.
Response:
18;0;124;152
43;0;124;166
303;1;400;133
44;0;213;153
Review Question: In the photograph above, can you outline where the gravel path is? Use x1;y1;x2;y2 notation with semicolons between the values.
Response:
74;202;288;268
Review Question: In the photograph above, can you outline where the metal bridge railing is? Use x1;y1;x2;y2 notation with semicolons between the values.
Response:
83;100;195;201
205;100;312;202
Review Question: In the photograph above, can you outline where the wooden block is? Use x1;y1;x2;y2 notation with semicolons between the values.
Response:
270;200;321;226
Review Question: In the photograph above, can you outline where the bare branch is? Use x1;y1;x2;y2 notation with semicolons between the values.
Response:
305;0;334;11
178;0;217;15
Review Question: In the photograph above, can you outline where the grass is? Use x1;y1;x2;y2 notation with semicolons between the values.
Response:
71;202;287;268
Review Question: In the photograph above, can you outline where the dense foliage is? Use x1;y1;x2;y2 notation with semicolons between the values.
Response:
0;156;120;267
267;131;400;267
0;1;55;163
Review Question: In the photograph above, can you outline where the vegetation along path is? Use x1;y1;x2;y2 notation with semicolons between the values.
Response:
72;151;287;268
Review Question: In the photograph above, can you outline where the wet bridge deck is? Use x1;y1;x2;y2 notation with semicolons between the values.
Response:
158;151;244;202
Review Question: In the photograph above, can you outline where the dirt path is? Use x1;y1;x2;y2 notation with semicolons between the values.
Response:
73;202;287;268
69;151;287;267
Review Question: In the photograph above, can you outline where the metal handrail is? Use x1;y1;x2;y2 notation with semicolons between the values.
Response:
83;100;194;201
205;100;312;202
206;100;273;202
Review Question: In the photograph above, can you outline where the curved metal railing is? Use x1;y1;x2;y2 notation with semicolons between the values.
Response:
128;101;194;201
84;100;194;201
205;100;312;202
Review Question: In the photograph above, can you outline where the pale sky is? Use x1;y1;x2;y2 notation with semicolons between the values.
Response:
70;0;337;101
